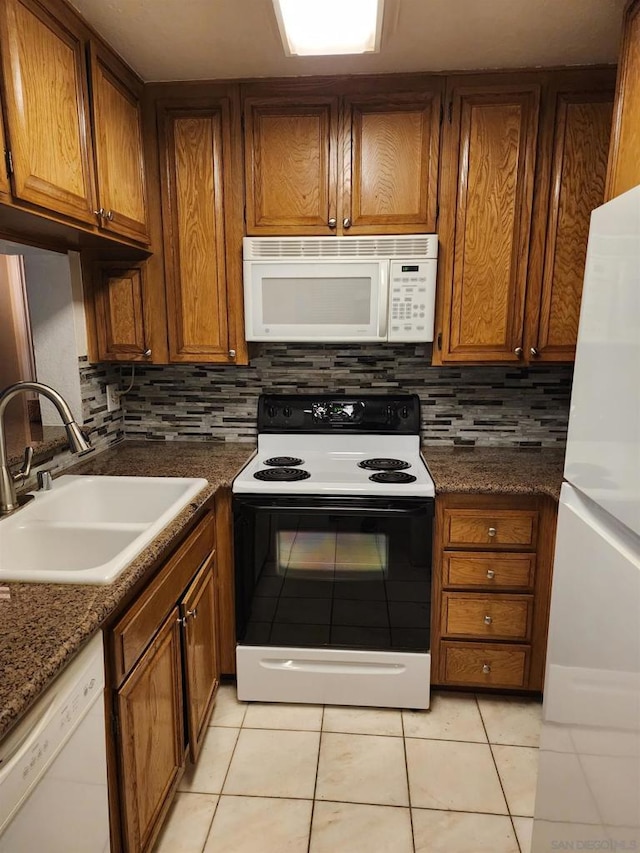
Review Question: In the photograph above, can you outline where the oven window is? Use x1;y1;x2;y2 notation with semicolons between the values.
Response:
236;506;432;653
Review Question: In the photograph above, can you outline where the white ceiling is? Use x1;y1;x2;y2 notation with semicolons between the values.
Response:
68;0;625;82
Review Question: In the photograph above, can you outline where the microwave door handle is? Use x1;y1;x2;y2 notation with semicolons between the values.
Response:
378;262;389;339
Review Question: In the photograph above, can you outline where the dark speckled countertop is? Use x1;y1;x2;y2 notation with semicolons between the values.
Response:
423;445;566;501
0;439;564;740
0;441;255;739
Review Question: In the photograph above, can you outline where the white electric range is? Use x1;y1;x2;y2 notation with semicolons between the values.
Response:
232;395;435;710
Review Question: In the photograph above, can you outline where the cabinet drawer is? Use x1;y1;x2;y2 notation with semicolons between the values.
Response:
440;641;530;688
443;508;538;549
113;512;215;683
441;593;533;640
443;552;535;590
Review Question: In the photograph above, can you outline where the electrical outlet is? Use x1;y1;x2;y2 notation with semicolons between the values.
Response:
106;383;121;413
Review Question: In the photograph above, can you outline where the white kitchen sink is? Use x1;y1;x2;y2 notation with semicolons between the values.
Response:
0;475;208;584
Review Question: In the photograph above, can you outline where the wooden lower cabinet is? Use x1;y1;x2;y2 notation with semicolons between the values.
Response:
432;493;557;692
117;609;184;852
110;511;220;852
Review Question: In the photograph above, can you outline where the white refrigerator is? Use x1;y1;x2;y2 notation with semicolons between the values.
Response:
532;186;640;849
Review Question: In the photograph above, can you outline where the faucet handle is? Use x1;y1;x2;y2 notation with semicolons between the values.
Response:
37;470;53;491
12;446;34;484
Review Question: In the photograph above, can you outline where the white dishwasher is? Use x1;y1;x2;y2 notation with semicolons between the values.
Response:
0;632;110;852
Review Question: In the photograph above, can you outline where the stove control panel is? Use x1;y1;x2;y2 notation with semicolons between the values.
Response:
258;395;421;434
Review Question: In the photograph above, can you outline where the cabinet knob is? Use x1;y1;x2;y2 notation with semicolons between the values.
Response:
530;346;540;358
94;208;105;218
343;217;351;229
228;349;236;359
486;569;495;579
328;218;337;228
514;346;524;359
484;615;493;625
105;210;114;221
143;348;152;358
488;527;496;537
186;607;198;621
482;664;491;674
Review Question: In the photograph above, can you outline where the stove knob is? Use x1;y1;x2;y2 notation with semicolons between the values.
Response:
283;406;292;418
267;405;277;419
400;406;409;419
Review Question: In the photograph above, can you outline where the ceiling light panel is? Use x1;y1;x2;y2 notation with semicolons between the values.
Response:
273;0;384;56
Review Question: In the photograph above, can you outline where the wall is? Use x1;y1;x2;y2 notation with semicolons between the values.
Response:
121;344;573;446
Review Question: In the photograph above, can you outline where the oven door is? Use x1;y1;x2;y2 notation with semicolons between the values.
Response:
234;495;433;653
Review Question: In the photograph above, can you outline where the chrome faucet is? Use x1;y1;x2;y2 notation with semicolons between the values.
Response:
0;381;92;515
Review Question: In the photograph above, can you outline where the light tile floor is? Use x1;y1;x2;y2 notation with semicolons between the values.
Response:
154;686;542;853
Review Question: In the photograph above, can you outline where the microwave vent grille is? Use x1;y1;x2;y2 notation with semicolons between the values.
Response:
243;235;437;260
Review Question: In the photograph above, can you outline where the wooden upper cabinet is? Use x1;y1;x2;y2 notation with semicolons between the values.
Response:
159;99;245;363
89;43;149;243
0;0;96;223
342;90;441;234
244;97;339;235
93;262;152;361
532;88;613;361
436;81;540;363
606;0;640;199
0;106;10;202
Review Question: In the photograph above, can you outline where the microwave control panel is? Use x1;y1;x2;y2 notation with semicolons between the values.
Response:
388;259;437;342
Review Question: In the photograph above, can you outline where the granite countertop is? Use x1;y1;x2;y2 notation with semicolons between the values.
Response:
423;445;566;501
0;440;255;740
0;439;564;740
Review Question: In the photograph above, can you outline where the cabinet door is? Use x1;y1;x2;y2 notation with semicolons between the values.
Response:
180;555;220;762
93;262;152;361
160;106;235;362
0;0;95;223
0;105;11;202
244;97;339;235
342;90;441;234
89;43;149;243
436;82;540;363
117;608;184;853
534;92;613;361
606;0;640;200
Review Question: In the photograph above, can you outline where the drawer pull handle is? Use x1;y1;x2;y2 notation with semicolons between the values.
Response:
482;664;491;674
486;569;495;579
484;615;493;625
488;527;497;537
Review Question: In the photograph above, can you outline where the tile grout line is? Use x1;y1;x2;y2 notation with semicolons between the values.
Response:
307;705;325;853
475;693;522;853
401;706;417;853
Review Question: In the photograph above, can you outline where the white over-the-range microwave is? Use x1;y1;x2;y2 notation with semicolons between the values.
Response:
243;235;438;343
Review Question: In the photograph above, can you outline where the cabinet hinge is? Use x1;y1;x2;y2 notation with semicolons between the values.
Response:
447;101;453;123
5;149;13;177
437;332;442;350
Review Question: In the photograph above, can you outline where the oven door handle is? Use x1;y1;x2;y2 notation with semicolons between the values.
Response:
236;501;431;517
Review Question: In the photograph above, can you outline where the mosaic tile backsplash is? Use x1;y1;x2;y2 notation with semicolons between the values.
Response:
120;344;573;447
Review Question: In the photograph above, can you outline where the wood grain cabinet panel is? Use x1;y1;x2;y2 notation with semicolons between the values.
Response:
533;93;613;360
244;98;338;234
181;556;220;762
160;109;231;361
444;508;539;549
440;642;530;688
89;43;149;243
343;92;440;234
93;263;151;362
436;82;540;362
606;0;640;200
443;552;536;590
117;608;185;853
441;592;533;641
0;101;11;201
0;0;95;223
